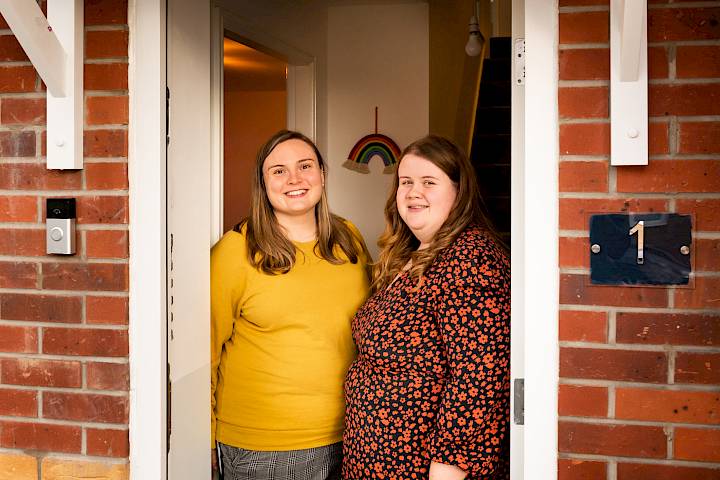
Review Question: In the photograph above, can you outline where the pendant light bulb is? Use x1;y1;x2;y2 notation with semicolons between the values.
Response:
465;16;482;57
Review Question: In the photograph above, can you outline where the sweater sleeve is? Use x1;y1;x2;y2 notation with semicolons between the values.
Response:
210;232;247;447
427;239;510;477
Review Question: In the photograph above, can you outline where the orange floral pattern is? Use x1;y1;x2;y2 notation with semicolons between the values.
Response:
343;225;510;479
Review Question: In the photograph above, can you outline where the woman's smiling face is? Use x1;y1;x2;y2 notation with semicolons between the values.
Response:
262;139;324;222
396;153;457;247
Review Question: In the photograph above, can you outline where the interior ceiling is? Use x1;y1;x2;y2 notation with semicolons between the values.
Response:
224;37;287;92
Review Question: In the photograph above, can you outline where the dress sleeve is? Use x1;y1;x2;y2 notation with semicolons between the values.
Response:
210;233;247;447
427;240;511;477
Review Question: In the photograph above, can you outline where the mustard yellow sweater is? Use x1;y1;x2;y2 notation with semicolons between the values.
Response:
210;225;369;450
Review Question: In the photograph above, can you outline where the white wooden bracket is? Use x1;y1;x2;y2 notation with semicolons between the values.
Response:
0;0;83;169
610;0;648;166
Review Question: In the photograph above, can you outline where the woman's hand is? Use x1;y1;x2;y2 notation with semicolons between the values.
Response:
429;461;467;480
211;448;219;477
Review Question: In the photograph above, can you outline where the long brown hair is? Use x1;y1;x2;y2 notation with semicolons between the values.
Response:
373;135;499;290
236;130;362;274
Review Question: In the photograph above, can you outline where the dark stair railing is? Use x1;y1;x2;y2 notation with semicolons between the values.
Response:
470;37;511;245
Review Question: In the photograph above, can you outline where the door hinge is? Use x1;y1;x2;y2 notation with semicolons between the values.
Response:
514;38;525;86
513;378;524;425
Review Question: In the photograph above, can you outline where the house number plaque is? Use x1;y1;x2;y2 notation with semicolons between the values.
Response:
589;213;692;286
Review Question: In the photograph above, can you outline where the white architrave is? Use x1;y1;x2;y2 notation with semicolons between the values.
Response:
0;0;83;169
611;0;648;166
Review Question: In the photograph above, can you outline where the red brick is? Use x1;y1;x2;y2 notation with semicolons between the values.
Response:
696;238;720;272
0;261;37;288
677;199;720;232
86;30;129;59
0;66;36;93
616;388;719;425
559;198;668;231
559;49;609;80
1;98;45;125
0;325;37;353
0;358;81;388
616;160;720;193
0;228;45;256
559;12;609;44
559;422;667;458
675;352;720;385
43;392;128;424
0;131;35;157
0;389;37;417
616;312;719;346
86;296;128;325
85;0;128;25
77;196;128;224
674;427;720;462
650;84;720;116
559;310;607;342
618;463;720;480
87;362;129;390
560;347;667;383
85;163;128;190
559;87;608;119
649;121;669;155
0;35;28;61
86;230;128;259
42;263;127;291
559;161;608;193
648;7;720;42
675;276;720;309
84;129;128;157
560;274;668;308
86;428;129;457
648;46;668;80
0;195;37;222
558;459;606;480
0;421;81;453
84;63;128;91
86;96;128;125
559;236;589;269
0;164;82;190
0;293;82;323
677;45;720;79
43;327;128;357
559;385;608;417
560;124;609;155
679;122;720;154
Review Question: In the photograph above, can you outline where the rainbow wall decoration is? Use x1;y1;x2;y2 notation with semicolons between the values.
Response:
343;134;401;174
343;108;401;175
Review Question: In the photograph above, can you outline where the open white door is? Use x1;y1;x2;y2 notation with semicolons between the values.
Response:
166;0;212;478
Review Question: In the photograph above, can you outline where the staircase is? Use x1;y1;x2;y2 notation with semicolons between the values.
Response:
470;37;511;244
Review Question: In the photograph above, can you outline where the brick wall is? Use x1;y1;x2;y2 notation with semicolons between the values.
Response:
0;1;129;479
558;2;719;479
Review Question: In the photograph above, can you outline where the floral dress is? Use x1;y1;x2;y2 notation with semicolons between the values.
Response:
343;225;510;479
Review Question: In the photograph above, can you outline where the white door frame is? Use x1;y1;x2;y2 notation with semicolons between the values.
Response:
127;0;168;478
210;5;317;242
128;1;559;478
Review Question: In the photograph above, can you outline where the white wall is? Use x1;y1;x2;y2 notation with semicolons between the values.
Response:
326;3;429;258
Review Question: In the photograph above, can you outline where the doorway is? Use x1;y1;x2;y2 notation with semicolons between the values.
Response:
157;1;560;479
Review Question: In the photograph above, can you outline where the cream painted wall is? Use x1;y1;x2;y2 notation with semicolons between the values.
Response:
326;3;429;258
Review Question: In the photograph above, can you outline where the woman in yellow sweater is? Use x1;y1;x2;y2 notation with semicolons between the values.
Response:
211;130;370;479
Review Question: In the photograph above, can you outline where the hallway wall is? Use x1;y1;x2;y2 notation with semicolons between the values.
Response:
326;2;429;257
